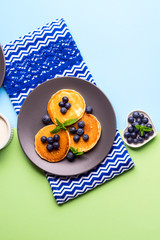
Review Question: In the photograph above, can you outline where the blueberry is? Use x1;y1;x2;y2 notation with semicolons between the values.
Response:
83;134;89;141
69;127;77;134
148;130;154;136
136;118;142;124
141;123;145;127
41;136;47;143
42;114;51;124
60;107;67;114
137;136;144;143
47;144;54;151
128;116;134;123
144;133;149;140
134;127;139;133
133;138;138;144
65;102;71;109
140;113;144;119
77;128;84;136
86;106;93;114
142;117;148;124
127;137;133;144
124;132;130;138
53;134;60;142
132;111;140;119
66;151;75;162
73;135;80;142
131;132;137;139
47;137;54;144
132;122;139;127
128;127;134;133
53;142;60;149
78;121;85;128
59;101;65;107
62;96;69;103
146;123;152;128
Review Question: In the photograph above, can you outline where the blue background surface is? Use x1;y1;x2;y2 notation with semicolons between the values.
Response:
0;0;160;129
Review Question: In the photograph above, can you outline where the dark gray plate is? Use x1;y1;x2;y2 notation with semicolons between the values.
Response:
17;77;116;176
0;45;5;88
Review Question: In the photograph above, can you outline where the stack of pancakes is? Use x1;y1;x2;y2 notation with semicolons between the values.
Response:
35;89;101;162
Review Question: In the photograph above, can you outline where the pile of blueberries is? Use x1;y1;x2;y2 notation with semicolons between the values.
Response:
41;134;60;151
59;96;71;114
124;111;154;145
69;120;89;142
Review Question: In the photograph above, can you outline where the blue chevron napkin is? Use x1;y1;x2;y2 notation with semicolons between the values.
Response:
3;18;134;204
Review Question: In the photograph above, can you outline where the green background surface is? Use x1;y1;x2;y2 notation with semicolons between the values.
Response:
0;129;160;240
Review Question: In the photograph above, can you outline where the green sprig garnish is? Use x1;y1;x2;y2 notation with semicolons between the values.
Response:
70;146;84;156
135;125;153;136
50;118;78;134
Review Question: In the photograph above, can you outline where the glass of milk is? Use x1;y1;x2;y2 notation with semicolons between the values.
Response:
0;114;13;150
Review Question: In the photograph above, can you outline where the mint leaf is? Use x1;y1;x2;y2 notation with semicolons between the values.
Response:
61;123;67;131
50;126;61;134
70;146;77;154
135;125;140;130
50;118;67;133
142;127;153;132
55;118;63;127
64;118;78;127
70;146;84;156
135;124;153;136
75;152;84;156
140;129;143;136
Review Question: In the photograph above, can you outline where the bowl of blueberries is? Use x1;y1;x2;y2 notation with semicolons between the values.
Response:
123;110;157;148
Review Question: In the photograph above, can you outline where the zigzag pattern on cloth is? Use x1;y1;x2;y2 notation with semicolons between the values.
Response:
47;131;134;204
3;18;134;204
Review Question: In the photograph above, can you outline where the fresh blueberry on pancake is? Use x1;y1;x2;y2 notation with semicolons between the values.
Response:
53;134;60;142
53;142;60;149
69;126;77;134
73;135;80;142
78;121;85;128
60;107;67;114
47;137;54;144
65;102;71;109
83;134;89;141
62;96;69;103
59;101;65;107
77;128;84;136
47;144;54;151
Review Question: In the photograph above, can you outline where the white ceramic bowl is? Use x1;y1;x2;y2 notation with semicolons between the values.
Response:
122;110;157;148
0;113;13;150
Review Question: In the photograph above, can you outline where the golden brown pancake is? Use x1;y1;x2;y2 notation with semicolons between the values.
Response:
69;113;101;152
35;125;70;162
47;89;85;124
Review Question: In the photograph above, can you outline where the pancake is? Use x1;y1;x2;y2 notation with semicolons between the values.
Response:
47;89;85;124
69;113;101;152
35;125;70;162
